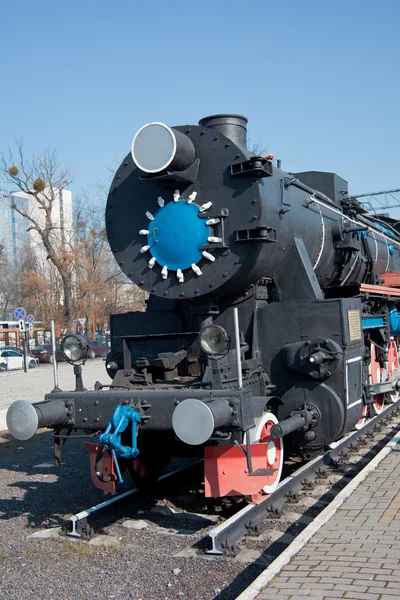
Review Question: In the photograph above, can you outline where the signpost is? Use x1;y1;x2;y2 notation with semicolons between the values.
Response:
14;307;26;320
14;307;27;373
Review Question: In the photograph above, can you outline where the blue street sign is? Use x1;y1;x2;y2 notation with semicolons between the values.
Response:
14;307;26;320
26;314;34;324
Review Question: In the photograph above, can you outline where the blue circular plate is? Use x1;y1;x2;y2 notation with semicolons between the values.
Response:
147;202;209;270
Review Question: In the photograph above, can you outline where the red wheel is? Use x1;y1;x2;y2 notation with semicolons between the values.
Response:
354;403;368;430
369;343;385;415
387;338;399;403
125;431;171;489
131;456;151;481
249;412;283;494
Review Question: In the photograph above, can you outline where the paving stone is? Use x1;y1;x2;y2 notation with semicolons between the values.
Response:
234;549;263;564
286;592;315;597
258;529;295;543
88;534;120;547
282;511;314;525
323;578;355;585
343;593;380;600
28;527;64;539
366;587;398;595
122;519;149;530
299;582;334;591
374;574;400;582
156;527;197;536
270;580;320;587
332;584;368;593
257;594;291;600
359;566;393;574
149;504;177;515
173;547;198;558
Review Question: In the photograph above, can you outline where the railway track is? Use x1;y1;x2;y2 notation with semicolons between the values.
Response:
64;459;204;538
205;399;400;559
63;399;400;570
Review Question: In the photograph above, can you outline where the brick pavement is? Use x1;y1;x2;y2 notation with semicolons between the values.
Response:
254;449;400;599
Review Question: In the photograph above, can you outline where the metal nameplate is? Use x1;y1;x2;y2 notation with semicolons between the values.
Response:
348;309;362;341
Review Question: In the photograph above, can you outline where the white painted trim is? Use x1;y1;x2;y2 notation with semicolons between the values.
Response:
341;252;359;285
385;239;390;273
370;230;379;262
312;203;325;270
346;357;362;406
236;429;400;600
346;356;362;364
347;398;363;409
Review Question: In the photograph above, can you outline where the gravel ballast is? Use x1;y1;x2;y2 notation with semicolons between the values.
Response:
0;428;266;600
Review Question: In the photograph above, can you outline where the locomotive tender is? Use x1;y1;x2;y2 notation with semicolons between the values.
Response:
7;114;400;499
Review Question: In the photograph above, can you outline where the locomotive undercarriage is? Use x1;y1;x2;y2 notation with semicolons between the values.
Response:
9;281;397;500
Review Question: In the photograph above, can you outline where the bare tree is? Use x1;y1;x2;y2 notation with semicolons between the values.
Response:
247;137;270;157
1;144;75;330
18;248;65;327
0;245;19;318
72;197;145;336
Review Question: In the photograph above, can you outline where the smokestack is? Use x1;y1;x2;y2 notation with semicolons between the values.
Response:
198;114;248;149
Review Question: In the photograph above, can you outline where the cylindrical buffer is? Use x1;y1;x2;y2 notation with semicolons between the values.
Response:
172;398;233;445
131;122;195;173
6;399;69;441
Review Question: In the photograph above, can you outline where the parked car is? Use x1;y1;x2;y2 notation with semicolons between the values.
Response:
0;346;23;355
88;340;110;358
31;344;65;364
0;349;38;371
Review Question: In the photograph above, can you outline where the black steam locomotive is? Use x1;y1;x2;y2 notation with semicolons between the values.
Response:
7;114;400;499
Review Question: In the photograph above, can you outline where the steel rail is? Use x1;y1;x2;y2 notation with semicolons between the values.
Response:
65;459;203;538
204;400;400;554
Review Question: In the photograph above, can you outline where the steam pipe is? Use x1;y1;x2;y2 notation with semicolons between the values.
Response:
270;414;309;439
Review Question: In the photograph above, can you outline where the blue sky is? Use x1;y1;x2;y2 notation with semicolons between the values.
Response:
1;0;399;207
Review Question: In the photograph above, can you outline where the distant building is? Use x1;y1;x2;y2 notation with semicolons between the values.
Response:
0;192;29;264
0;188;73;266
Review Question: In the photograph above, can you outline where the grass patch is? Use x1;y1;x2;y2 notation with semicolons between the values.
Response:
60;543;95;558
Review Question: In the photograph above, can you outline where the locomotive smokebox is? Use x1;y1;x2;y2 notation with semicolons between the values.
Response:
198;114;248;148
172;398;233;445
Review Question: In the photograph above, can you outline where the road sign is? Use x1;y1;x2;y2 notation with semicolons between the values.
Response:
28;323;34;334
26;314;34;324
18;320;25;333
14;307;26;320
